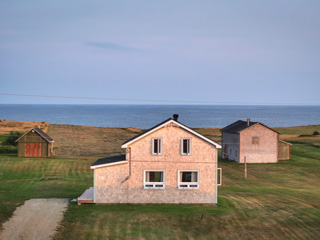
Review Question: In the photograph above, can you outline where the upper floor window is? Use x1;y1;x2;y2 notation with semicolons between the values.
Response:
152;138;162;155
181;138;191;155
144;170;165;189
178;170;199;189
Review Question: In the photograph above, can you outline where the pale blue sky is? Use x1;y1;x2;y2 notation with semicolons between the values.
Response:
1;0;319;104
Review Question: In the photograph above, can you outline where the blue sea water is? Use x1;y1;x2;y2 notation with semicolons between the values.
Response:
0;104;319;129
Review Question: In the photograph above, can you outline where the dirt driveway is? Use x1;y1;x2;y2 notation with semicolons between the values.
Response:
0;198;69;240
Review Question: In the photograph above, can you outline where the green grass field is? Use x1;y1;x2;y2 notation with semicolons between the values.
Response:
0;127;320;239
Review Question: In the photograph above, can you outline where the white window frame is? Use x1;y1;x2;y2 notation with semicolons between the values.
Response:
143;170;165;189
217;168;222;186
151;138;162;155
178;170;199;189
180;138;191;155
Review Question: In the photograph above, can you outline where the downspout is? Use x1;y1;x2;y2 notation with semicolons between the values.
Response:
215;147;218;204
93;170;96;203
238;133;241;163
121;147;131;183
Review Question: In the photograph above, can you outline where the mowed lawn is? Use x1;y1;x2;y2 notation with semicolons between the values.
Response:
0;144;319;239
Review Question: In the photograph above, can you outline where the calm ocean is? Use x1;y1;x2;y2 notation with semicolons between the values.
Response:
0;104;319;129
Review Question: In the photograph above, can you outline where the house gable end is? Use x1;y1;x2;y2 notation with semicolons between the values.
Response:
239;122;279;135
121;119;221;149
16;128;54;143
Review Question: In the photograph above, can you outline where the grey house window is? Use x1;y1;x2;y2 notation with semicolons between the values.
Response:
252;137;259;145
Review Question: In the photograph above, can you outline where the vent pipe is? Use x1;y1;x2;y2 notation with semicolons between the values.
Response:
173;114;179;121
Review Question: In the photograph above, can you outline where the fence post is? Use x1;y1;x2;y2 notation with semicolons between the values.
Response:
244;156;247;180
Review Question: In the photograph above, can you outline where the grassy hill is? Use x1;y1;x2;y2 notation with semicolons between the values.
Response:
0;123;319;239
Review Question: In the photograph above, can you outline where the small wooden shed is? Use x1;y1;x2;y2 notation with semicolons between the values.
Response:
278;140;291;160
16;128;54;157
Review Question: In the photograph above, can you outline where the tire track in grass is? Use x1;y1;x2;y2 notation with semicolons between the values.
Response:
292;210;320;239
98;214;108;239
220;215;241;239
115;214;123;239
103;216;110;239
97;214;108;239
271;208;304;240
108;214;118;239
121;212;135;239
278;219;303;240
273;203;319;239
91;214;100;239
268;209;296;240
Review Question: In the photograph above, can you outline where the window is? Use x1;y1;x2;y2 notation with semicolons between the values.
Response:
252;137;259;145
152;138;162;155
144;170;165;189
178;170;199;189
181;138;191;155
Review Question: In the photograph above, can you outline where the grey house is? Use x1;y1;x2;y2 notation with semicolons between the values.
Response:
221;119;290;163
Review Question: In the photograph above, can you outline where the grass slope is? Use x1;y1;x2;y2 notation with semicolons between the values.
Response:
0;125;319;239
0;144;319;239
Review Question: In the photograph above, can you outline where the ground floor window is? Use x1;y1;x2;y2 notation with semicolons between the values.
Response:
144;170;165;189
178;170;199;189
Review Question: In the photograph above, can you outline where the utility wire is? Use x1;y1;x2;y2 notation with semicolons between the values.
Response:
0;92;319;105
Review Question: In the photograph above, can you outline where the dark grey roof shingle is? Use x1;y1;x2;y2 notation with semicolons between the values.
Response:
221;120;259;133
221;120;279;134
91;154;126;167
34;128;54;142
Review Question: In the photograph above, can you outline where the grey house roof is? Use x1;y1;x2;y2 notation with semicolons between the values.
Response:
221;120;279;134
15;127;54;143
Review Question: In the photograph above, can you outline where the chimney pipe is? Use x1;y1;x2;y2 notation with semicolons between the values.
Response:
173;114;179;121
247;118;250;126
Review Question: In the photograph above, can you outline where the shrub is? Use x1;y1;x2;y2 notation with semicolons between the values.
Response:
1;131;23;146
313;131;319;136
0;145;18;153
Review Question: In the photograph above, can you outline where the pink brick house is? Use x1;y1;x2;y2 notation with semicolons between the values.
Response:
78;114;221;204
221;119;290;163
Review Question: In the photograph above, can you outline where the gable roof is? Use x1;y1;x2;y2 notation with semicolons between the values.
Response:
15;128;54;143
122;117;221;148
90;155;127;169
221;120;279;134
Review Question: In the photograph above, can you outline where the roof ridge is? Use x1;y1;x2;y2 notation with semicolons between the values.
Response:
34;128;54;142
122;117;221;148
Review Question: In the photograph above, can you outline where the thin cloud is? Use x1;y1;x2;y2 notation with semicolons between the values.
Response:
85;41;143;52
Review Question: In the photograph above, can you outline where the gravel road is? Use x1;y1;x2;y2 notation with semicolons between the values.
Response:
0;198;69;240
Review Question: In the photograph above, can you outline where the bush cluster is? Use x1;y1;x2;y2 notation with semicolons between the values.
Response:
1;131;23;146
